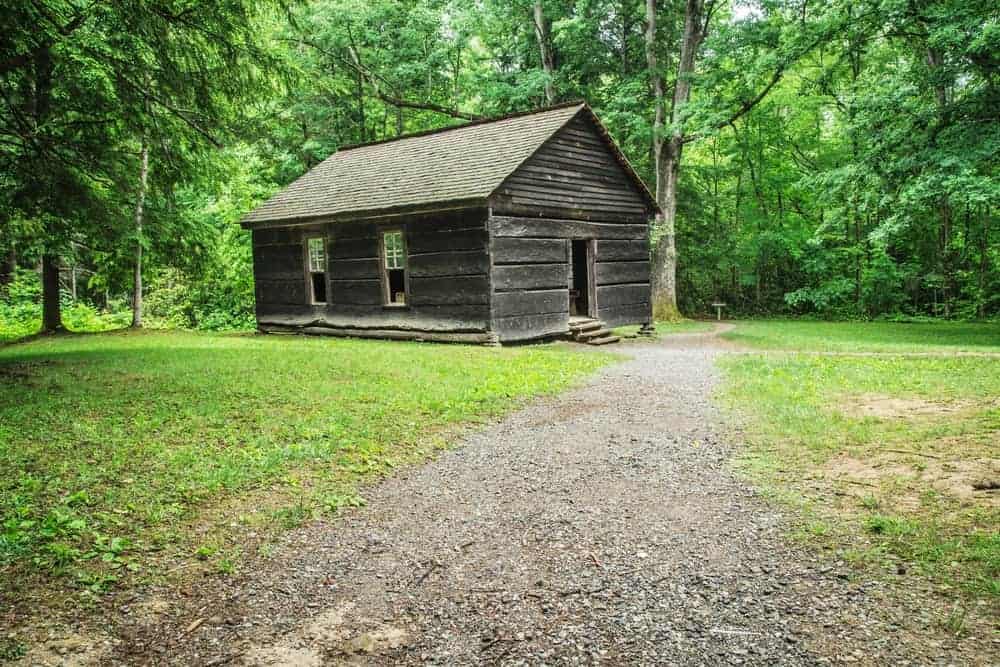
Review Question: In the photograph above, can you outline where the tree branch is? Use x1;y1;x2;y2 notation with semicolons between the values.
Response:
280;37;484;121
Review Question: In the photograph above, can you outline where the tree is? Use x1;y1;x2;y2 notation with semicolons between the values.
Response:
0;0;282;333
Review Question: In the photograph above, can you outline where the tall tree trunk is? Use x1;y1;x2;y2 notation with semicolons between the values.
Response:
41;253;63;333
131;139;149;328
648;0;705;320
533;0;556;104
979;208;989;319
35;45;64;332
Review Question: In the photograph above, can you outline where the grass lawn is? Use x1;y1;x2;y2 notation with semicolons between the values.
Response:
721;319;1000;353
0;330;609;607
721;321;1000;612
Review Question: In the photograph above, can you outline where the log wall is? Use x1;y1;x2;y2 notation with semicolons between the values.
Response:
489;215;652;341
490;114;651;224
252;209;492;336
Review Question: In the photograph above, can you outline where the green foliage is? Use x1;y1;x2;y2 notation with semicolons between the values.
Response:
3;0;996;326
0;330;608;594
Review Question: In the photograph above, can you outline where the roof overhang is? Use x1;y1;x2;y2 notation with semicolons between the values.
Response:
239;197;489;230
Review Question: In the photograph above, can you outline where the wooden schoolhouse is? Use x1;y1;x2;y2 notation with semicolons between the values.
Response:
241;101;659;345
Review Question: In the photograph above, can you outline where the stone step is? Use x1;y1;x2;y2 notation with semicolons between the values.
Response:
569;319;602;334
576;327;613;341
587;334;620;345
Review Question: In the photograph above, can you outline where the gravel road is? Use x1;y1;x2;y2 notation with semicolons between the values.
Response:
104;330;991;666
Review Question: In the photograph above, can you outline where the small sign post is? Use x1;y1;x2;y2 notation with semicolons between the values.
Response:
711;302;727;321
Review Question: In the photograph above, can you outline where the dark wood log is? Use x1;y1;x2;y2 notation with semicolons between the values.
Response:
256;303;315;318
329;237;377;260
491;237;567;264
492;289;568;318
329;258;380;280
490;198;648;224
327;279;382;305
596;261;651;285
490;216;648;240
408;249;489;277
492;263;568;291
493;312;569;342
407;227;488;254
294;327;493;343
323;303;490;323
329;221;378;241
256;279;306;305
596;283;650;308
258;305;489;334
597;302;652;328
597;239;650;261
252;244;303;280
408;275;490;305
253;228;301;246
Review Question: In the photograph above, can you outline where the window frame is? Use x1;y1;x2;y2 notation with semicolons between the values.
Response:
304;235;328;305
378;227;409;307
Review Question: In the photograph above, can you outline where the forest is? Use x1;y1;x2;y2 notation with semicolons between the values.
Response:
1;0;998;336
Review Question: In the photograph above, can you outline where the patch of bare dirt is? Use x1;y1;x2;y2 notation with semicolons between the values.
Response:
823;453;1000;508
13;631;111;667
839;393;976;419
243;603;411;666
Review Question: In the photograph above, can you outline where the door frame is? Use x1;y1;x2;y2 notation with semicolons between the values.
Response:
569;238;597;319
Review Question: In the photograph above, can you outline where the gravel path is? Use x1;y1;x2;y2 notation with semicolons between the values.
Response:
106;329;989;666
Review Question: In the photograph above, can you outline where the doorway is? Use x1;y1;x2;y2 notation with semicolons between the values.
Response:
569;239;595;318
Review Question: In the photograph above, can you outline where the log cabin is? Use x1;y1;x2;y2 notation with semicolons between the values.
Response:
241;101;659;345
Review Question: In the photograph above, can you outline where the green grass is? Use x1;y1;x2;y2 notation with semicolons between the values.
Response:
0;330;609;602
722;319;1000;353
613;319;714;338
722;342;1000;602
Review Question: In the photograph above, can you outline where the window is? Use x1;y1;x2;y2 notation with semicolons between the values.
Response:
381;229;407;305
306;237;327;304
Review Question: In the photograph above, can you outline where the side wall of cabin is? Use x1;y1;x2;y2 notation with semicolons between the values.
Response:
252;208;493;341
488;112;653;342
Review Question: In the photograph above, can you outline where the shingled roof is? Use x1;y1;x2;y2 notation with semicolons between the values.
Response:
241;102;655;227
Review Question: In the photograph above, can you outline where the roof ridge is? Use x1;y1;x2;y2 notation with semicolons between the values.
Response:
336;100;586;153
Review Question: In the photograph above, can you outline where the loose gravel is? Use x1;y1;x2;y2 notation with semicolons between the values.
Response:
100;331;992;666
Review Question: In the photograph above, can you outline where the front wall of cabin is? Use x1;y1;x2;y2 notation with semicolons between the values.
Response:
487;112;653;342
252;208;492;340
488;217;652;341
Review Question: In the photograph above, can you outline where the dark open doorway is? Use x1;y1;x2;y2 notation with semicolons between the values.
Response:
569;239;595;318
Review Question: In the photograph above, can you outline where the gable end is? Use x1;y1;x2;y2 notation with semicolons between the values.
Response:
489;108;658;223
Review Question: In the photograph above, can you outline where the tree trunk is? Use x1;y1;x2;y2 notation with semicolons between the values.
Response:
979;208;988;319
131;139;149;328
648;0;704;320
533;0;556;104
0;248;15;286
41;253;63;333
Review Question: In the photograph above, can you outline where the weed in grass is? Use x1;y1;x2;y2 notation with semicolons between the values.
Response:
322;492;367;514
194;544;219;561
0;637;27;661
941;605;969;638
860;495;880;510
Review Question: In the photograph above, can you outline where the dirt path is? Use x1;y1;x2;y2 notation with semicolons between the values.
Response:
91;329;989;665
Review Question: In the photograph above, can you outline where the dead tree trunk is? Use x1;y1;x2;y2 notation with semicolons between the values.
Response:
131;139;149;328
533;0;556;104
